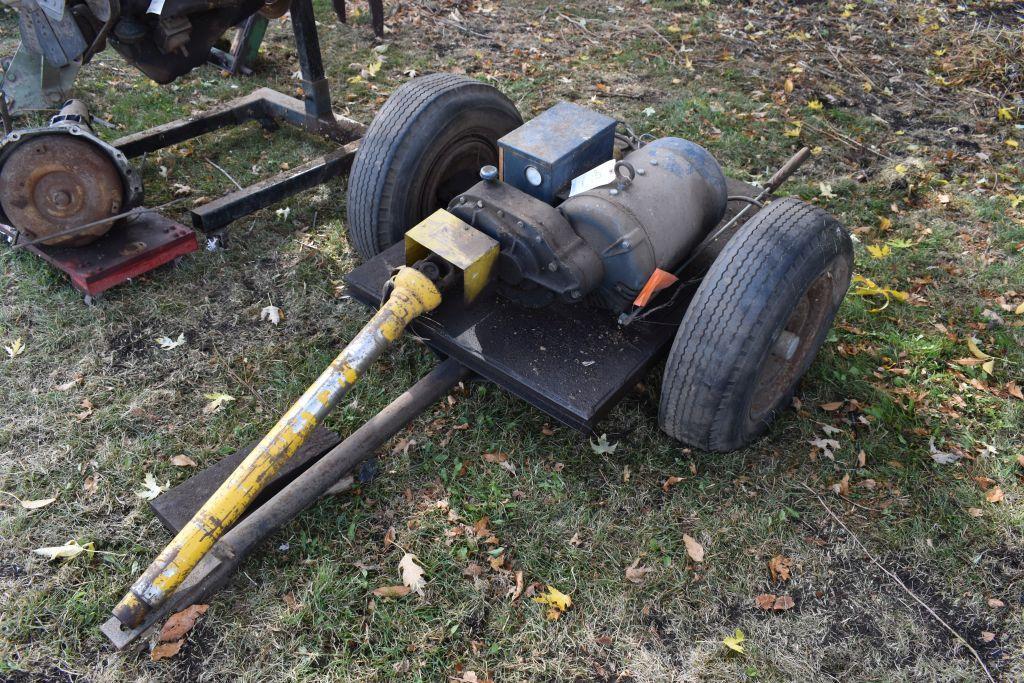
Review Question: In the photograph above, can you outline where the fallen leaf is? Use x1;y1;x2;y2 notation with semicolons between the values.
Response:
830;473;851;497
967;338;992;360
136;473;169;500
482;452;508;464
683;534;704;562
155;333;185;350
818;182;836;199
819;401;844;411
372;585;412;598
810;437;841;460
150;640;184;661
21;497;57;510
509;570;525;602
260;305;283;325
662;476;683;492
773;595;795;610
986;486;1004;504
866;244;891;259
4;338;25;359
533;585;572;620
807;99;823;111
158;604;209;642
857;450;867;468
850;275;909;312
768;555;793;582
589;433;618;455
722;628;746;654
399;553;426;595
203;392;235;414
625;558;652;584
170;455;197;467
282;592;302;611
981;631;996;643
33;539;94;561
982;360;995;375
929;437;961;465
987;598;1005;608
967;507;984;517
1007;381;1023;400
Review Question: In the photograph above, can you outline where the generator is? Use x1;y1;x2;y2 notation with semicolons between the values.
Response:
105;73;853;646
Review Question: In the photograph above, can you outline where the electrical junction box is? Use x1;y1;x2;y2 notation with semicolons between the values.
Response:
497;101;617;204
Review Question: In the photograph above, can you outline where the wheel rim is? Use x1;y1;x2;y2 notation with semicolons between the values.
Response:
749;267;836;420
415;133;497;218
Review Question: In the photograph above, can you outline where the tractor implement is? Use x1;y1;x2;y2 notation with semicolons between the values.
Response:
104;74;853;648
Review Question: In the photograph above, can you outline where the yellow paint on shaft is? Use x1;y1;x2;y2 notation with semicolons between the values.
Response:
113;268;442;627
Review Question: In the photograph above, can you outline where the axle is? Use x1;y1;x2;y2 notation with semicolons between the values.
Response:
112;265;443;628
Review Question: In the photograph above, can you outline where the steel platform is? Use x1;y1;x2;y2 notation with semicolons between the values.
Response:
24;212;198;297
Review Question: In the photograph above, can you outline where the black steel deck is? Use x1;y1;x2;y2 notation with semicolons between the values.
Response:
345;242;686;433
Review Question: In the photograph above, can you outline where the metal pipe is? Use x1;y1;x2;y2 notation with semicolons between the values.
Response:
218;357;470;558
112;266;443;628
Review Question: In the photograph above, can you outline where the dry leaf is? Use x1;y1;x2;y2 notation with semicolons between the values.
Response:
1007;381;1023;400
260;305;283;325
768;555;793;582
532;585;572;620
985;486;1004;504
857;450;867;468
21;497;57;510
150;640;184;661
819;401;844;411
482;452;508;464
155;333;185;350
755;594;794;610
625;558;652;584
372;585;412;598
683;534;704;562
159;604;209;642
987;598;1005;608
399;553;426;595
509;570;525;602
33;539;94;561
4;337;25;359
589;433;618;455
810;438;841;460
203;392;235;414
929;438;961;465
831;473;851;497
981;631;996;643
967;338;991;360
662;476;683;492
722;629;745;653
170;455;197;467
136;473;169;500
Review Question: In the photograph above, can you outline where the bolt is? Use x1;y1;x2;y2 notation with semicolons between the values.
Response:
479;164;499;182
571;290;581;299
609;188;619;196
50;190;71;208
650;159;658;166
476;200;484;208
496;209;504;217
621;240;631;249
636;168;646;176
516;221;524;228
547;262;558;272
459;196;466;204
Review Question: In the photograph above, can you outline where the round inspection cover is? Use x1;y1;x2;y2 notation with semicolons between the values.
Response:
0;134;124;246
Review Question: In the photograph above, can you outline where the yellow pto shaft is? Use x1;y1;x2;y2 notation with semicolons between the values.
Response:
113;266;442;628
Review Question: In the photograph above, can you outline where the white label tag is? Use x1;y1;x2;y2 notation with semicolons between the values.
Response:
569;159;616;197
146;0;166;14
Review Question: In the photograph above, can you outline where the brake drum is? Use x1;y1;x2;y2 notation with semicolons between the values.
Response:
0;134;124;246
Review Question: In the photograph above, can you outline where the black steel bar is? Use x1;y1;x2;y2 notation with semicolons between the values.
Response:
112;91;267;158
258;87;364;143
190;140;359;232
101;358;467;650
289;0;333;120
368;0;385;37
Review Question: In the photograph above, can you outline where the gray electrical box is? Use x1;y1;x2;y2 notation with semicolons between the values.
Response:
497;102;617;204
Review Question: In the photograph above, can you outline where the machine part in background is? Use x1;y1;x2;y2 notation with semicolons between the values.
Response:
558;137;728;311
0;99;142;246
1;44;82;112
496;101;616;204
17;0;89;68
658;198;853;452
258;0;290;19
448;173;603;308
347;73;523;259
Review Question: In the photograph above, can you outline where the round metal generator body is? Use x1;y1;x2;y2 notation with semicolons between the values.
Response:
560;138;728;310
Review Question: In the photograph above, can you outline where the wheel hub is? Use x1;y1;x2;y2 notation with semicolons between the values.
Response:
0;134;124;246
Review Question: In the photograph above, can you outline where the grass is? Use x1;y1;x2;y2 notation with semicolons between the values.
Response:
2;1;1024;681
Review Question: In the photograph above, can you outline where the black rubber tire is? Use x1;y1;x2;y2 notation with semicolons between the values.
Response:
346;73;523;259
658;197;853;452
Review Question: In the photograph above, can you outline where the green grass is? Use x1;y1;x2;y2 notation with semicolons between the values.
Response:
3;1;1024;681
